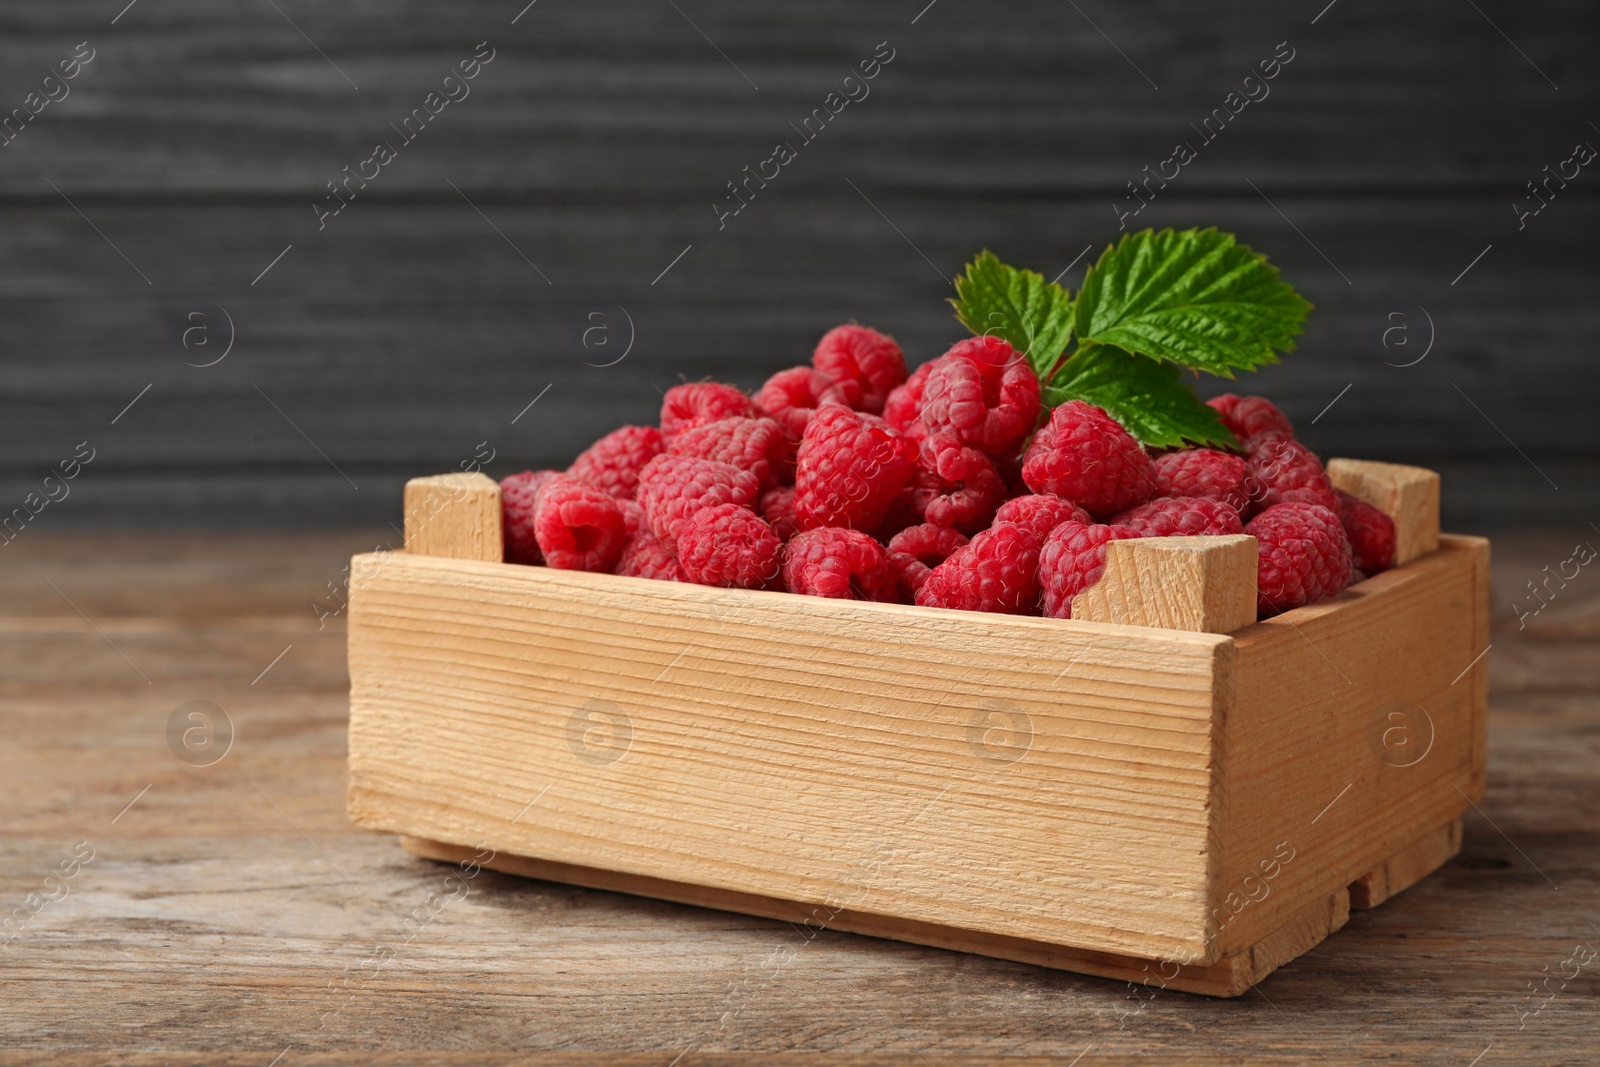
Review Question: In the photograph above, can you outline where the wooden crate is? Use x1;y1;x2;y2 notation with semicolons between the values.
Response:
347;461;1488;996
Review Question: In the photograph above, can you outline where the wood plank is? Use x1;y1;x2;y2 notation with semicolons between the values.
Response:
1326;458;1441;564
1;198;1596;530
0;1;1596;535
0;0;1590;195
0;531;1594;1059
1211;536;1488;956
404;835;1348;998
1071;534;1257;634
1348;819;1463;910
1458;533;1493;803
1246;887;1348;984
403;472;502;561
348;553;1232;963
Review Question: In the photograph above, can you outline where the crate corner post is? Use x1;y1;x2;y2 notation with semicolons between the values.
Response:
402;471;504;562
1071;534;1258;634
1326;457;1440;564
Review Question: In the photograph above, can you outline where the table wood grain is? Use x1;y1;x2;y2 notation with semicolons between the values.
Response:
1;531;1596;1065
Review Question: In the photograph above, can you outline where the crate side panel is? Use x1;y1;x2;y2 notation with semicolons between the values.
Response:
1213;539;1487;955
1457;535;1491;801
347;554;1228;962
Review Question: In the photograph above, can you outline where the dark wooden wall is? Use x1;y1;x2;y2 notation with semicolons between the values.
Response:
1;0;1595;529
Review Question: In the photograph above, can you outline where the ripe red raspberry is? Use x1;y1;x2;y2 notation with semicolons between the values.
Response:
1247;502;1353;616
532;474;628;572
620;498;645;537
917;337;1042;457
811;324;907;415
886;523;968;597
915;522;1044;615
993;494;1091;539
793;406;917;532
908;433;1005;533
782;527;898;601
615;529;687;582
1208;393;1294;443
675;504;782;588
636;454;760;551
1021;400;1155;516
500;469;561;564
660;382;759;438
1037;521;1143;619
1151;448;1253;514
754;366;853;439
668;416;792;491
1336;489;1397;577
759;486;799;541
1110;496;1243;537
567;424;664;500
883;360;933;438
1246;435;1339;515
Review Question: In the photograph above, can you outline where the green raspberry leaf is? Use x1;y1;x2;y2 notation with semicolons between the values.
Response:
1073;227;1311;377
950;250;1075;379
1045;344;1238;450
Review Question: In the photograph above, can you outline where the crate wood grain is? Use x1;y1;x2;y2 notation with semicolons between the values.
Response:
1327;458;1441;564
346;459;1488;996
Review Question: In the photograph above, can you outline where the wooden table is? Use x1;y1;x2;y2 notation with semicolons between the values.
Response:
3;531;1595;1065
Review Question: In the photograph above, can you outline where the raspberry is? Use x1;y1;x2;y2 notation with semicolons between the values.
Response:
668;416;792;490
1037;521;1144;619
675;504;783;588
532;475;628;572
782;527;898;601
915;522;1044;615
793;405;917;532
908;433;1005;533
1110;496;1243;537
1247;503;1353;616
567;424;664;500
636;454;761;551
811;324;907;415
620;498;645;537
759;486;799;541
1246;435;1339;515
500;469;560;564
660;382;759;438
1336;489;1396;577
754;366;853;439
883;360;933;438
993;494;1091;539
1020;400;1156;516
615;529;687;582
917;337;1041;457
1208;393;1294;443
1151;449;1253;514
887;523;968;597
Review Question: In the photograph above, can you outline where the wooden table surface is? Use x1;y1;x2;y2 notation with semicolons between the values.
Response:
2;531;1596;1065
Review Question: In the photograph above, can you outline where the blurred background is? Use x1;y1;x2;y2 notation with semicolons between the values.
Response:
1;0;1595;533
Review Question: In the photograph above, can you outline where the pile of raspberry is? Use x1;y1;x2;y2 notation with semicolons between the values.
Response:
499;325;1396;620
